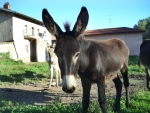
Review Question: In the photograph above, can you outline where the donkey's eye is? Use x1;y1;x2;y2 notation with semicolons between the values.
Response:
75;52;80;59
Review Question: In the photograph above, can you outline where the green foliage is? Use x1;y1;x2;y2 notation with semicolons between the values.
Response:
128;56;145;74
119;90;150;113
0;95;82;113
144;22;150;40
0;53;50;84
134;19;147;30
134;16;150;40
0;52;23;65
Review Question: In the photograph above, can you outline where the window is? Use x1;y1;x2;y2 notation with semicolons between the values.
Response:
32;27;34;36
25;25;27;33
37;29;40;36
44;31;46;37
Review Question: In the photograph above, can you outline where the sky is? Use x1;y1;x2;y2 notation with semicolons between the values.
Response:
0;0;149;31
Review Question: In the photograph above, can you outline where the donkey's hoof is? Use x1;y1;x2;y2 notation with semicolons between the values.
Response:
51;82;56;86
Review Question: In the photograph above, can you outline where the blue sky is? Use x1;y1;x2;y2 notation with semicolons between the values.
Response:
0;0;149;31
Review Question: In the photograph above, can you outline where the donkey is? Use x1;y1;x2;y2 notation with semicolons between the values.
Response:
46;43;61;87
139;39;150;90
42;6;130;113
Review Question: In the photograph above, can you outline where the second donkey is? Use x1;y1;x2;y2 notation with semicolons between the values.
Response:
46;43;61;87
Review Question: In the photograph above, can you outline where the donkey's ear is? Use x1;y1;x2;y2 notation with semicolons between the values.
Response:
72;6;89;37
42;9;63;38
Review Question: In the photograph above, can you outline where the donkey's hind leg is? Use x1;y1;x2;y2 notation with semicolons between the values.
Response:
145;68;150;90
121;69;130;108
113;75;122;112
56;69;58;87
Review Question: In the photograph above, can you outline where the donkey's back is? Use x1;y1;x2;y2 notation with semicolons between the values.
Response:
101;38;129;82
91;38;129;76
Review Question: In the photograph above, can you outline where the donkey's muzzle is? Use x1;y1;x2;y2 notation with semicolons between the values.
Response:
62;75;76;93
62;86;75;93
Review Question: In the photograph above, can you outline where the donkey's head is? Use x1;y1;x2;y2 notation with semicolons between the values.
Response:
42;7;89;93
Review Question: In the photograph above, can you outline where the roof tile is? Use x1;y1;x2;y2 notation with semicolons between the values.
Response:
84;27;145;36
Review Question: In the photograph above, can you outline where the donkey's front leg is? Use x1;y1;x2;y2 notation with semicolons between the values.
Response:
97;76;107;113
49;65;53;88
113;75;122;112
81;78;91;113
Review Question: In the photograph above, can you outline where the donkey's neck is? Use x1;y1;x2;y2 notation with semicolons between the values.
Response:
77;35;92;73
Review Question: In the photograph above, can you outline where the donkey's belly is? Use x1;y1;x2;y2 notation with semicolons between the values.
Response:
79;71;118;84
105;74;117;84
52;65;60;70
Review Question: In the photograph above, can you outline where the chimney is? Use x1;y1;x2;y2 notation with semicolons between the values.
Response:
3;2;10;10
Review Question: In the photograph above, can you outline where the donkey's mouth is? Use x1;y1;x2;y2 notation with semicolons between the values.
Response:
62;86;76;93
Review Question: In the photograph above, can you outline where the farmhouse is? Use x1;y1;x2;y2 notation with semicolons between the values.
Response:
84;27;145;56
0;6;51;62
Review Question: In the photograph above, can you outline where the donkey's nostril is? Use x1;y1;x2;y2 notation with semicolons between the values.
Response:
62;86;76;93
72;86;75;91
62;75;76;93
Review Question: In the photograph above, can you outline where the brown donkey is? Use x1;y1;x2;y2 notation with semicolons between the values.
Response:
42;6;130;113
139;39;150;90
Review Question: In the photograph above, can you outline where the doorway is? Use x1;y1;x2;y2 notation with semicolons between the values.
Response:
30;39;37;62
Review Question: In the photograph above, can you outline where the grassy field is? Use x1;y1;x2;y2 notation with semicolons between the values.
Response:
0;52;149;113
128;55;145;75
0;53;146;85
0;52;50;85
1;90;150;113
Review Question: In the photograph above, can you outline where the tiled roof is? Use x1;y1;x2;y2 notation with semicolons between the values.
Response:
0;7;43;26
84;27;145;36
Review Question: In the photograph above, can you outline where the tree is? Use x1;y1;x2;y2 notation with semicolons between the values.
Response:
134;16;150;40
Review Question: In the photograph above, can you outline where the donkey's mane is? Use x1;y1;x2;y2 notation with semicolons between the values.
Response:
63;21;71;32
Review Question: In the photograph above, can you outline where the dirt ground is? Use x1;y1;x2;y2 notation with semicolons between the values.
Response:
0;74;147;105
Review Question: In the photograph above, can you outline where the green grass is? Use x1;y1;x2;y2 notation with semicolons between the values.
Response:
0;53;146;85
0;52;50;84
0;90;150;113
0;52;149;113
128;55;145;75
